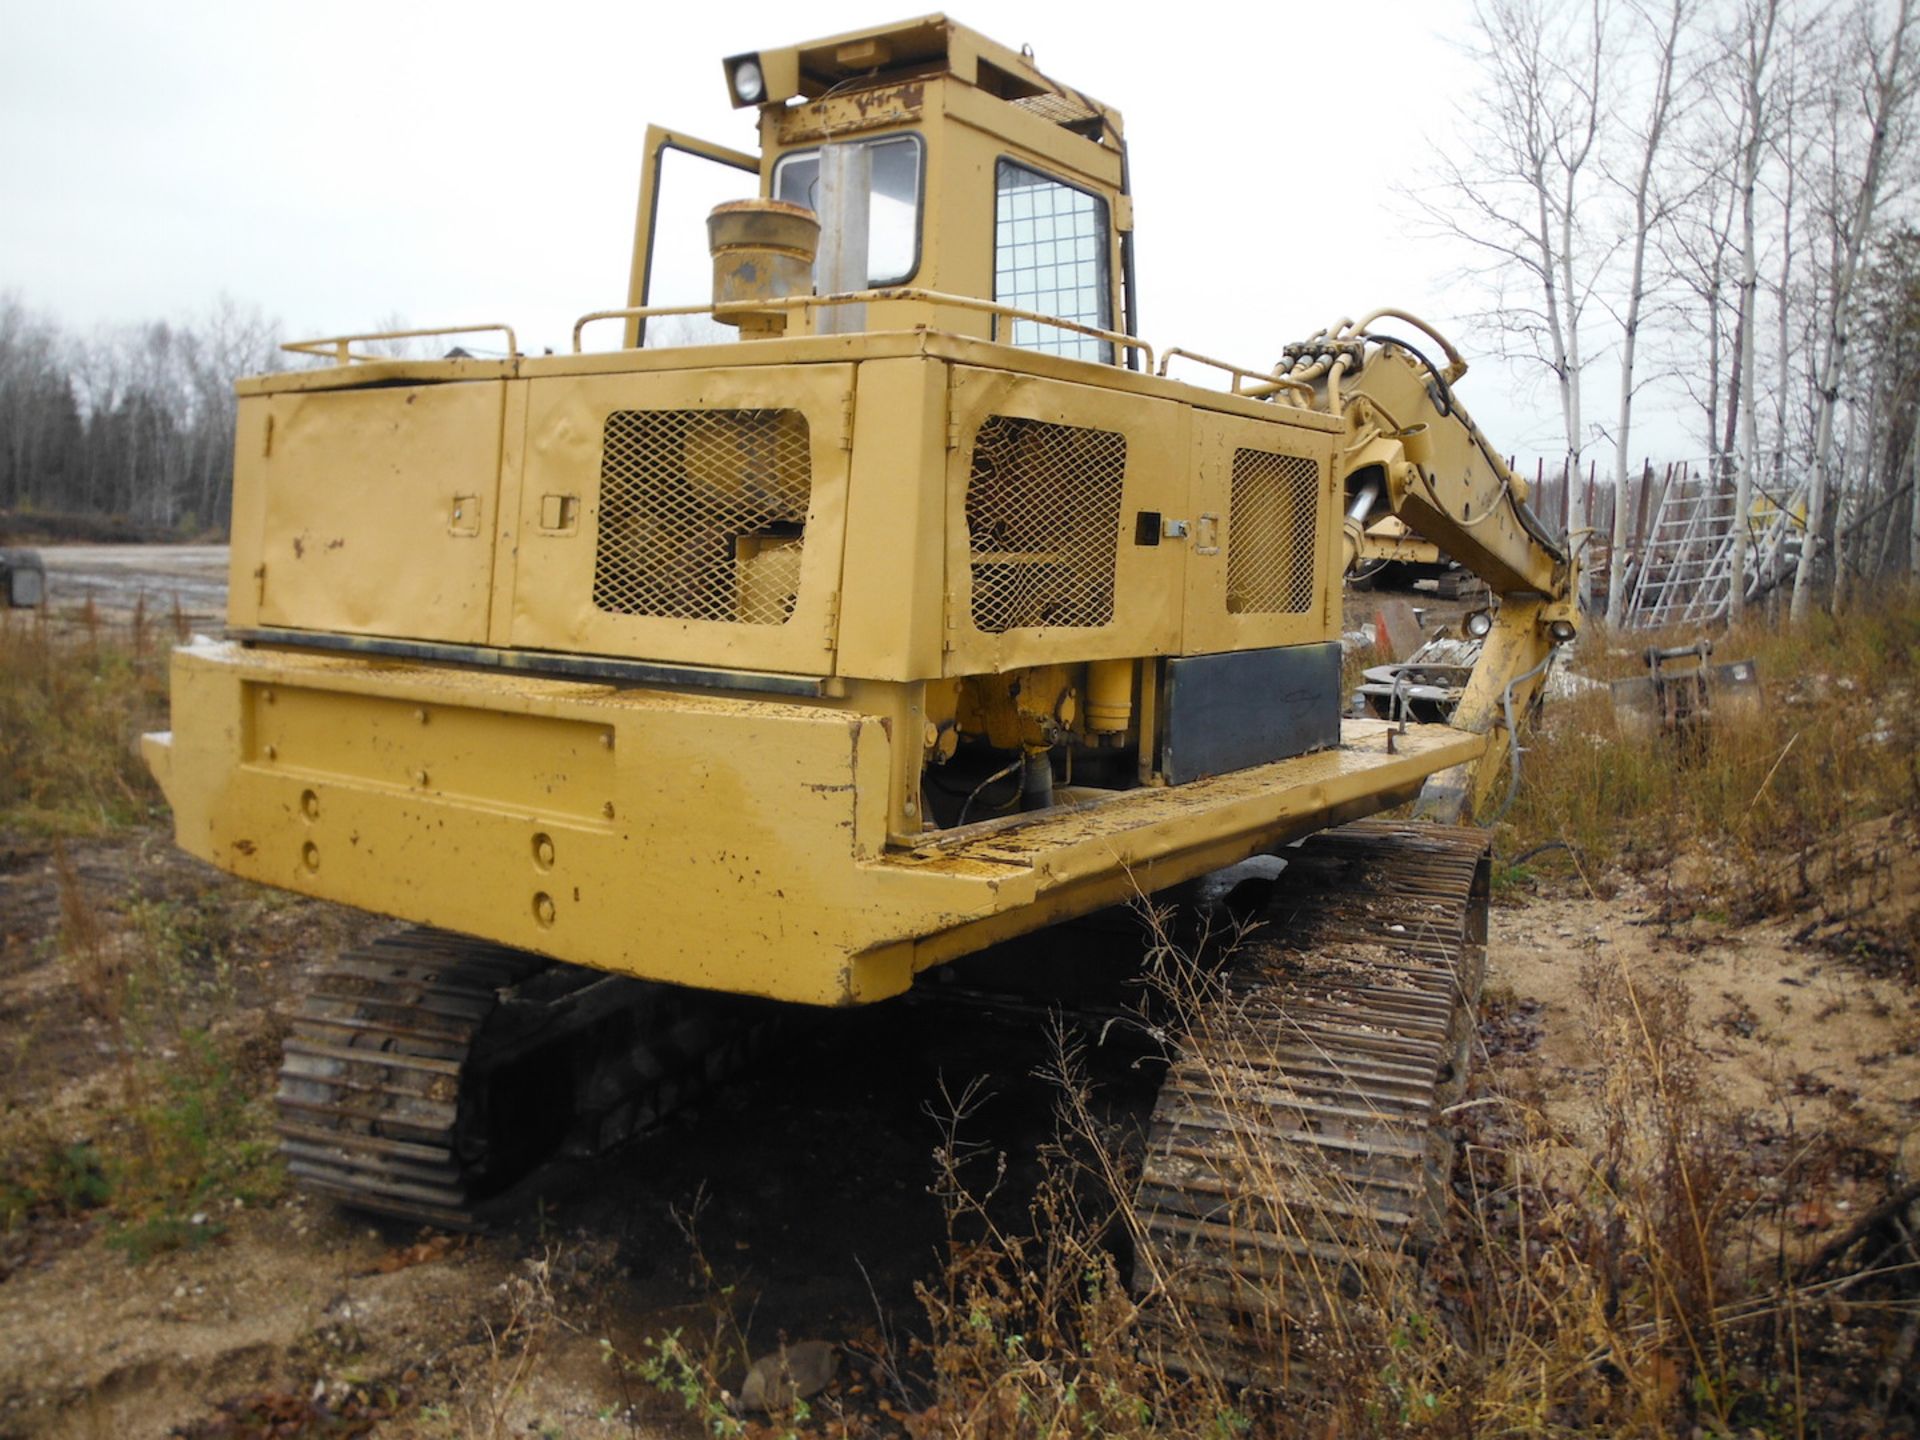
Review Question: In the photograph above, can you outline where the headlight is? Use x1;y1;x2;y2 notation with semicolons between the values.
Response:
732;58;765;104
1548;619;1577;644
1464;610;1493;639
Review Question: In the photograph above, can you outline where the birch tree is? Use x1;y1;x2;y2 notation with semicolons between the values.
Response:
1791;0;1919;620
1420;0;1614;603
1608;0;1698;624
1729;0;1782;618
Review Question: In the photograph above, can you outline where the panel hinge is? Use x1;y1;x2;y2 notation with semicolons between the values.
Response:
946;415;964;451
838;393;856;449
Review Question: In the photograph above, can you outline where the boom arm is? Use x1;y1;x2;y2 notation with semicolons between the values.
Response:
1281;314;1580;823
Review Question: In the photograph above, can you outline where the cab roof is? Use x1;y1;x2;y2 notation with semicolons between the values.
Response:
725;13;1122;141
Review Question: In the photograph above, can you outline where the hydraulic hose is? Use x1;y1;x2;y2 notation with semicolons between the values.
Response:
1488;648;1557;826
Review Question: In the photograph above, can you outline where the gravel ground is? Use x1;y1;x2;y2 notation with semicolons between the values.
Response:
32;545;229;626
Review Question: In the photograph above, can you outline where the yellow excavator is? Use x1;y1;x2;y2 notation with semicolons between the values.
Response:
141;14;1576;1381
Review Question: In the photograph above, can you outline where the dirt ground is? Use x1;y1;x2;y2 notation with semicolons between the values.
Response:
2;820;1915;1439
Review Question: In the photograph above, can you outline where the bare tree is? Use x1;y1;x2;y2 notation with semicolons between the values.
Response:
0;295;279;535
1419;0;1614;602
1658;131;1740;467
1729;0;1783;618
1608;0;1699;623
1791;0;1919;620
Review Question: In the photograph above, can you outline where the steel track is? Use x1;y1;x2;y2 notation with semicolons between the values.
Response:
1130;817;1491;1389
276;929;770;1229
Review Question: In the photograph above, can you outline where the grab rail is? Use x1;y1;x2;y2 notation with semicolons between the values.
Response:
282;323;519;366
571;288;1153;370
1156;347;1316;404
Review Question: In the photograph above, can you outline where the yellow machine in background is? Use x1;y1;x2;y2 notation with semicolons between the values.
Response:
142;15;1576;1372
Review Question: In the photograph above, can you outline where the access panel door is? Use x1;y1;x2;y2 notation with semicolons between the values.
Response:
1180;409;1340;657
508;364;855;675
256;380;506;645
942;366;1188;675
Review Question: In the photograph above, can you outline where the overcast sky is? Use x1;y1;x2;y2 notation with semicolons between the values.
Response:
0;0;1699;463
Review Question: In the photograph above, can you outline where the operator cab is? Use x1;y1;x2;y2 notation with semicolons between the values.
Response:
627;14;1139;364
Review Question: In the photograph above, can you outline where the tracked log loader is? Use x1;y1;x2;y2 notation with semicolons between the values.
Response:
141;15;1577;1383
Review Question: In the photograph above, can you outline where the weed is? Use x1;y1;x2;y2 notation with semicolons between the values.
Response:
1491;859;1537;898
0;1131;110;1229
56;840;128;1033
883;886;1920;1438
1502;591;1920;933
625;1330;746;1437
0;1026;279;1259
105;1029;284;1259
0;610;168;833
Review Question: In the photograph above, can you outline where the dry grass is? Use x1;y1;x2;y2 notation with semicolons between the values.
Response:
0;605;173;833
1501;592;1920;930
886;918;1919;1438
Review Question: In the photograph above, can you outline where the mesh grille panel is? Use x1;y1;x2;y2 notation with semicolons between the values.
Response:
1227;449;1322;615
592;409;811;626
966;415;1125;633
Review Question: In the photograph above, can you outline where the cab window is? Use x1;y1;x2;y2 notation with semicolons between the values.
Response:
772;134;924;286
994;160;1112;363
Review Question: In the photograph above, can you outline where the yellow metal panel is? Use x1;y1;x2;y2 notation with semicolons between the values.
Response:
1181;410;1339;655
940;80;1123;191
235;356;517;396
154;641;1005;1006
835;357;950;681
508;364;855;674
249;682;615;822
892;719;1481;978
486;380;530;649
256;381;506;645
942;366;1185;674
226;396;271;628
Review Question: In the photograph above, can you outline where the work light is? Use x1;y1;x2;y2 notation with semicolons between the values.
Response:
731;57;766;104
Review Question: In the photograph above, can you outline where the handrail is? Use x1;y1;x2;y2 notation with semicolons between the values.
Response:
282;323;519;367
1156;347;1317;405
572;288;1153;370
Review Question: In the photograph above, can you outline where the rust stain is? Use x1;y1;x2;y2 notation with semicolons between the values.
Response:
854;81;924;116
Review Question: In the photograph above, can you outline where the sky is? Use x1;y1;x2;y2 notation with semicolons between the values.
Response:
0;0;1700;463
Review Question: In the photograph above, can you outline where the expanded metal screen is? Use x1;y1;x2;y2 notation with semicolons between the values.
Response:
1226;448;1322;615
592;409;812;626
966;415;1125;633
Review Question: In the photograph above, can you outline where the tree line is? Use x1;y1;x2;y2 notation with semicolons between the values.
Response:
1432;0;1920;620
0;294;281;537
